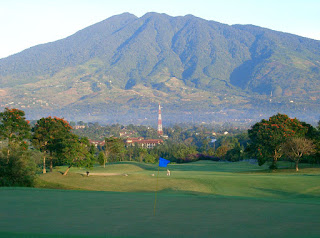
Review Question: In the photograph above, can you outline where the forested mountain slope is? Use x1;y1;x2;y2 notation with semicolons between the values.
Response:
0;12;319;123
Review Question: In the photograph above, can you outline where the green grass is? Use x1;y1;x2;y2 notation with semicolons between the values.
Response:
1;188;320;238
1;161;320;237
36;161;320;202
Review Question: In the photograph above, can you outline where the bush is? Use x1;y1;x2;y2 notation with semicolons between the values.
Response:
225;145;245;162
0;151;37;187
176;154;199;163
144;154;156;163
176;154;220;163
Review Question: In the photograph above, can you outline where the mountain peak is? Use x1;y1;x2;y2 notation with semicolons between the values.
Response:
0;12;319;123
107;12;137;20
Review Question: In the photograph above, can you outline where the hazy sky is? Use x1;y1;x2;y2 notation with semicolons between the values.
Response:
1;0;319;59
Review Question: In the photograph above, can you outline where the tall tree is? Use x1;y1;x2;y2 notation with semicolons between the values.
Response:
282;137;316;171
248;113;308;169
61;135;94;175
126;146;134;161
97;151;107;166
138;148;147;163
0;108;31;161
215;136;239;159
103;137;125;166
33;117;72;173
316;121;320;163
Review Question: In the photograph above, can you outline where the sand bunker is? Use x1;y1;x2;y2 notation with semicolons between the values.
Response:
80;172;127;176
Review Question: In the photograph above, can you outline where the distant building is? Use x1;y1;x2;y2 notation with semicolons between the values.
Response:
205;131;217;136
125;137;163;149
88;139;105;147
73;125;86;129
119;129;135;138
161;135;169;139
89;137;163;149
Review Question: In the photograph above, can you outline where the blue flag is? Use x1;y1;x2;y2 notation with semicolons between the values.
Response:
159;157;170;167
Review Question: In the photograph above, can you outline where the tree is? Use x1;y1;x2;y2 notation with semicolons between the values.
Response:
282;137;316;171
316;121;320;163
144;153;156;163
215;144;231;159
104;138;113;166
225;144;245;162
153;141;197;163
138;148;147;163
0;108;31;161
33;117;73;173
61;135;94;175
77;121;84;126
103;137;125;166
126;146;134;161
248;114;308;169
97;151;106;166
193;133;211;153
110;138;126;162
0;149;37;187
215;136;239;160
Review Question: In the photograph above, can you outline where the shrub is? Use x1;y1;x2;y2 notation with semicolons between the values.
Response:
0;151;37;187
144;154;156;163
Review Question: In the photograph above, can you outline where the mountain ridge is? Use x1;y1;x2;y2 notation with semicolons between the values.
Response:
0;12;319;124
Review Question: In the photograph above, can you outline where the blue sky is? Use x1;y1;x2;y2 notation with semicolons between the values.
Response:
0;0;319;59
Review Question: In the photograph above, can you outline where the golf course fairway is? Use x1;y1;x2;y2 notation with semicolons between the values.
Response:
0;161;319;237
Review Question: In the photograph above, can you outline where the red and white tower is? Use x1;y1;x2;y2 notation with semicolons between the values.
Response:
157;103;163;136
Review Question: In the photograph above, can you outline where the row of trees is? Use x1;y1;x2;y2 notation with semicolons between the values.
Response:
96;114;320;171
1;107;319;187
33;117;95;175
0;108;95;186
89;125;249;164
73;123;159;140
73;121;245;141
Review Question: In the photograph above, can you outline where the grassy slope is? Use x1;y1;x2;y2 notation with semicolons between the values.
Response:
37;161;320;202
1;161;320;238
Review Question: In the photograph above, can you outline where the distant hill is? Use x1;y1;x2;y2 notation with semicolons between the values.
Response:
0;12;319;124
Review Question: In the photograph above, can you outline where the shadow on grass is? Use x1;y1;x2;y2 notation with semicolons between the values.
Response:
0;231;98;238
35;177;82;191
252;187;320;202
241;165;320;175
157;188;212;196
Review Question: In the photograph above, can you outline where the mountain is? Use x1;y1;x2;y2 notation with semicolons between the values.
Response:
0;12;319;124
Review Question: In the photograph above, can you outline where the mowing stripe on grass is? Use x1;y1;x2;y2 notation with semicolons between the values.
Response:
0;188;320;238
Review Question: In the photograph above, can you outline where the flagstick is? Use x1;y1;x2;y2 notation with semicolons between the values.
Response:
153;166;160;216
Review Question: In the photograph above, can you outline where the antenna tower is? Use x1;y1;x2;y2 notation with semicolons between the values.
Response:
157;103;163;136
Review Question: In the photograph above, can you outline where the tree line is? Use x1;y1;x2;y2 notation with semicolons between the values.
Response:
1;108;319;187
0;108;95;186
